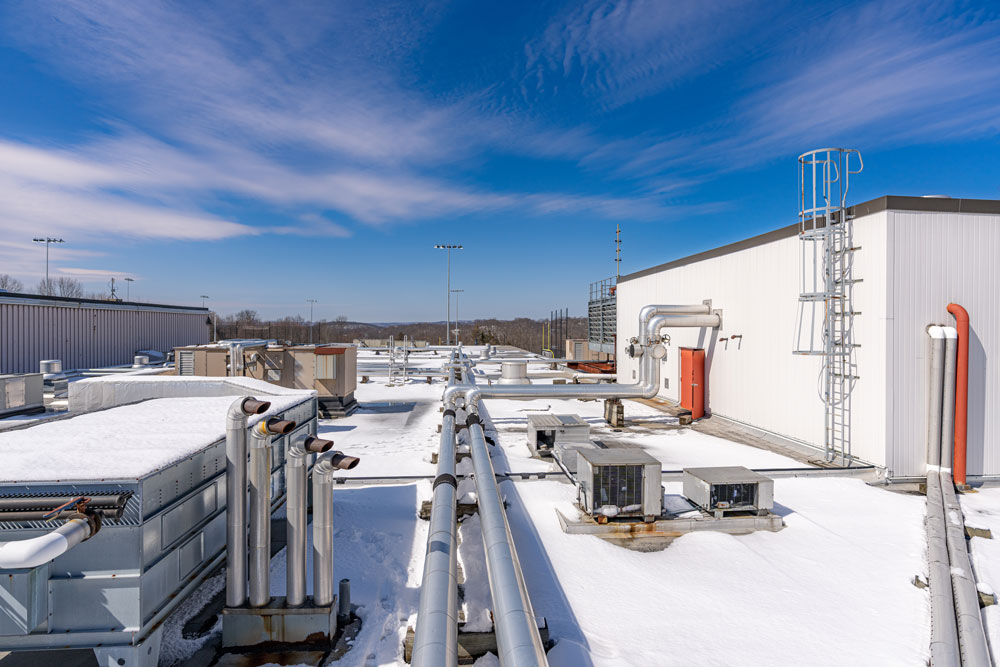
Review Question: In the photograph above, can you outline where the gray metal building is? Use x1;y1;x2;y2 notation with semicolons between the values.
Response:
0;293;209;374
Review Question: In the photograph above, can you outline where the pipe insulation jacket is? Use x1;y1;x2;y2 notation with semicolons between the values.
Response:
468;420;548;667
940;328;958;472
0;516;94;569
926;326;946;469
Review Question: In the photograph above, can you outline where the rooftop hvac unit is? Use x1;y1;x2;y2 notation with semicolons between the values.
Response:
578;448;662;521
0;373;44;418
527;413;590;457
682;467;774;518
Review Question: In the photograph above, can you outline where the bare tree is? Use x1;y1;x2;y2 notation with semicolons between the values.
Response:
0;274;24;292
235;309;259;323
54;277;84;298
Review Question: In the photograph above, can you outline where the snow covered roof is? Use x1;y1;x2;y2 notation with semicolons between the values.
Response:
0;394;312;483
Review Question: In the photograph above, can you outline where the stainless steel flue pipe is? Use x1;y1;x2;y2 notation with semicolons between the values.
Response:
248;417;297;608
286;435;335;607
312;450;361;607
226;397;271;608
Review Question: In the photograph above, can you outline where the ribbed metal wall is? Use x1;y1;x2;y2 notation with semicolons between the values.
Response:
886;210;1000;477
615;213;891;469
0;297;209;373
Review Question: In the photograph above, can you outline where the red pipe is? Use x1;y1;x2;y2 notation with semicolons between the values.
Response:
947;303;969;486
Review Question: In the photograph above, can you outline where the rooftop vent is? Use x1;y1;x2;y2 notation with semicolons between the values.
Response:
682;466;774;518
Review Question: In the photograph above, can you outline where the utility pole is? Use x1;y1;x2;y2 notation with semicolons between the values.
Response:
124;277;134;301
306;299;318;344
434;244;463;345
109;277;118;301
32;237;64;294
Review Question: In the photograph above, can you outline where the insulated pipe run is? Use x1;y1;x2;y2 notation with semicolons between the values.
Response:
248;417;296;608
925;471;960;667
940;328;958;472
947;304;970;486
467;418;548;667
926;326;946;469
443;307;720;409
0;513;98;569
285;435;334;608
226;396;270;608
312;451;360;607
411;409;460;667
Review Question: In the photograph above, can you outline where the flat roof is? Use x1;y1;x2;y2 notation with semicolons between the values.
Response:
0;292;208;313
0;395;310;482
619;195;1000;284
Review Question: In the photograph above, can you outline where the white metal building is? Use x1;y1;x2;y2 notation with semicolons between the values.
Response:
0;293;210;374
616;196;1000;478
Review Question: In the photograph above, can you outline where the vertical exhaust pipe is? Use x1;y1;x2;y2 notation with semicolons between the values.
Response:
226;397;270;608
925;326;945;469
311;451;360;607
285;435;334;608
940;327;958;472
248;417;296;608
946;304;970;486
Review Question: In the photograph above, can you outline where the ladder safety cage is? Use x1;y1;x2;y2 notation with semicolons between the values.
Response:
792;148;863;464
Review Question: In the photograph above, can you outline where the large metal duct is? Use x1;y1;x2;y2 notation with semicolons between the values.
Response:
411;406;460;666
225;397;271;608
925;471;960;667
467;415;548;666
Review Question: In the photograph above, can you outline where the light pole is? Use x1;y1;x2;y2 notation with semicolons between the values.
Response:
434;244;463;345
124;277;134;301
306;299;318;344
200;295;216;341
32;237;64;294
450;289;464;343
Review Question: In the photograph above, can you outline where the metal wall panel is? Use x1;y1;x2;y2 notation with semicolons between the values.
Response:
886;210;1000;477
615;212;890;468
0;297;209;373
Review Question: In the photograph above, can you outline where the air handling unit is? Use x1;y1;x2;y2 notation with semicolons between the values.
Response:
682;467;774;518
0;385;316;667
526;413;590;457
577;448;662;522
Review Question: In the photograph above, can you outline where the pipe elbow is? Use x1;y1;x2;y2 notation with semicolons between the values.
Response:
228;397;271;425
947;303;969;324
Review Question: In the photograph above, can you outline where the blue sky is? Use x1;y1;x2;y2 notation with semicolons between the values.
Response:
1;0;998;320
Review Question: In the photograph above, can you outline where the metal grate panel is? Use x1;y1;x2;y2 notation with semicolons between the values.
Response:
593;464;643;510
708;482;758;510
178;350;195;376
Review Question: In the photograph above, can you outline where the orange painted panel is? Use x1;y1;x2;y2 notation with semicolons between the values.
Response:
680;347;705;420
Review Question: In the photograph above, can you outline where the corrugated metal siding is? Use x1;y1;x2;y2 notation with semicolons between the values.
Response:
887;211;1000;477
0;301;209;373
616;212;890;467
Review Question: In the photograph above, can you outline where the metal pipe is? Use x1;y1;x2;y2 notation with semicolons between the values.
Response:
940;327;958;472
925;472;960;667
248;417;296;608
338;579;351;621
467;418;548;666
312;450;361;607
926;326;945;469
226;396;271;608
0;513;98;569
411;410;460;667
940;471;991;665
286;435;334;607
946;304;970;486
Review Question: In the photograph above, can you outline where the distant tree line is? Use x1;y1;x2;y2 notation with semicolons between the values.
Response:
0;273;117;300
213;310;587;354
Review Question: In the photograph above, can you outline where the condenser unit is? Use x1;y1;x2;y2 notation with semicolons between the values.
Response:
577;448;662;521
682;466;774;518
527;414;590;457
